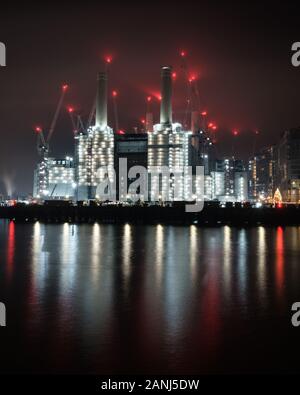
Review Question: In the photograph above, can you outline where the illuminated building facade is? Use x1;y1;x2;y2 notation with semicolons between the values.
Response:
148;66;195;202
33;155;49;198
276;128;300;203
75;71;114;200
33;156;75;199
48;157;75;198
248;146;275;201
210;158;248;202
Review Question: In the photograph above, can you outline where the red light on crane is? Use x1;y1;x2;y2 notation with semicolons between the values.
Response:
172;72;177;79
141;118;145;124
105;55;112;64
180;50;186;57
233;129;239;136
212;125;217;131
35;126;42;133
62;84;69;91
208;122;214;128
112;90;118;97
188;74;197;83
201;111;207;116
147;96;152;102
118;129;125;135
67;106;74;113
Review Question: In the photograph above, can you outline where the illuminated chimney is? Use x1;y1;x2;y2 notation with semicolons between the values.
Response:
146;112;153;132
160;66;172;126
95;71;107;130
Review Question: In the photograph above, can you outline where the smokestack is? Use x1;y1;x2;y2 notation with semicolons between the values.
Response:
146;112;153;132
160;66;172;126
95;71;107;130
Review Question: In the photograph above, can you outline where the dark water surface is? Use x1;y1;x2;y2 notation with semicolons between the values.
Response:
1;220;300;373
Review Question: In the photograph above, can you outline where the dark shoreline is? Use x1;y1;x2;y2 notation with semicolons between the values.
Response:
1;203;300;226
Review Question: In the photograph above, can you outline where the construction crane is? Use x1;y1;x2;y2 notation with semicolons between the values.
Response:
67;106;87;135
35;126;48;156
34;83;69;197
35;83;69;156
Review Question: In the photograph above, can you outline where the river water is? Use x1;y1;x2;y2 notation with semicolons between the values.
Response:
0;220;300;373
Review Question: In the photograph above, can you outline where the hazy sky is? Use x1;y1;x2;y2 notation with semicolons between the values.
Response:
0;0;300;195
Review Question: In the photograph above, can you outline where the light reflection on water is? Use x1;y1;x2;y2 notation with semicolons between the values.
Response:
0;221;300;373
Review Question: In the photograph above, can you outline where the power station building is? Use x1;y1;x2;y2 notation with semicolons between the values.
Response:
33;66;250;203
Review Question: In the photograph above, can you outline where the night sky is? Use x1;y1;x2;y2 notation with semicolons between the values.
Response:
0;0;300;195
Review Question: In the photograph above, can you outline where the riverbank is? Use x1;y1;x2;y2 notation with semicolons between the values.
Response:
0;203;299;226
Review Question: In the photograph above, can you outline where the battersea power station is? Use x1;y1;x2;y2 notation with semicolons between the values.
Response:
33;66;249;204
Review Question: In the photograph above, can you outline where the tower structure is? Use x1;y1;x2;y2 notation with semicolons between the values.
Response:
147;66;192;202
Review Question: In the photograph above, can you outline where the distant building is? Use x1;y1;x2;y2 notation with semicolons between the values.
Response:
48;157;75;198
211;158;248;202
33;156;75;199
33;155;49;198
275;128;300;203
248;146;275;201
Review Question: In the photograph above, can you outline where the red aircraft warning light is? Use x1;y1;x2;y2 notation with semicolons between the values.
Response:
105;55;112;64
141;118;145;124
233;129;239;136
201;111;207;116
212;125;217;131
35;126;42;133
67;106;74;113
147;96;152;102
62;84;69;91
180;50;186;57
118;129;125;135
172;72;177;79
112;90;118;97
208;122;214;128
